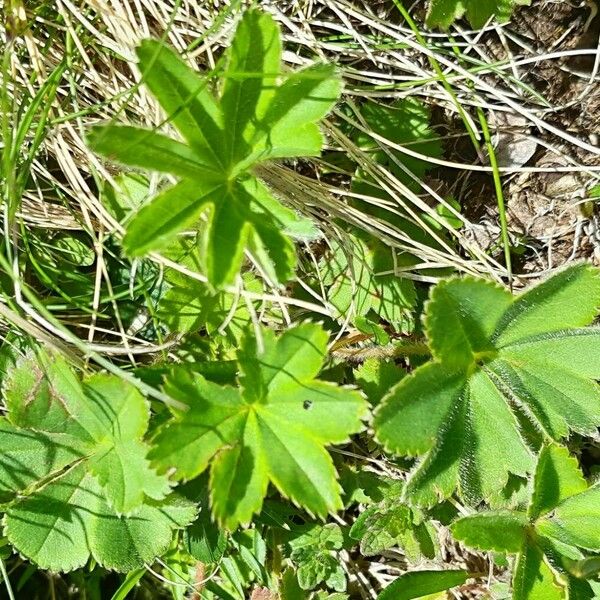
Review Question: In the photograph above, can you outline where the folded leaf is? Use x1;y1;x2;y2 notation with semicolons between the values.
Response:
201;181;296;288
136;39;225;166
123;179;223;256
87;125;217;179
512;542;565;600
221;9;281;164
529;444;588;520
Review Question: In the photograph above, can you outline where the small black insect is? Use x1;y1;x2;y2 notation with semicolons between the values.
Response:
303;400;313;410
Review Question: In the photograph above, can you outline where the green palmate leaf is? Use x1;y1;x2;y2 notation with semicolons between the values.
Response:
426;0;531;29
136;39;224;167
0;352;194;572
2;352;170;514
149;323;368;529
453;444;600;600
350;483;437;559
289;524;345;592
89;9;341;288
377;570;470;600
528;444;588;521
374;264;600;506
4;464;195;573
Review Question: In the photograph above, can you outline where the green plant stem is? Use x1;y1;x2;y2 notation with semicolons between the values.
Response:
1;38;16;264
110;569;146;600
477;106;513;287
392;0;482;156
0;558;15;600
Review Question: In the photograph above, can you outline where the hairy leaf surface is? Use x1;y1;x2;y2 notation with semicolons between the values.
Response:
452;444;600;600
375;264;600;506
377;569;469;600
450;511;527;553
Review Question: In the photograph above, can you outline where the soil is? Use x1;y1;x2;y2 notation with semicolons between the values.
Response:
448;0;600;280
